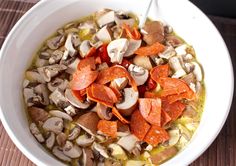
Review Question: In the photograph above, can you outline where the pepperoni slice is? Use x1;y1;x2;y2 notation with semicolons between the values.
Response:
97;120;117;138
70;67;98;90
139;98;162;126
96;65;137;91
87;83;118;107
166;89;195;103
130;110;151;140
150;64;169;83
161;110;172;127
144;125;169;147
112;107;130;124
162;100;186;121
77;56;96;70
135;42;165;56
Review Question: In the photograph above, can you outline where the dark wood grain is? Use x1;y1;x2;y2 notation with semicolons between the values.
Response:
0;1;236;166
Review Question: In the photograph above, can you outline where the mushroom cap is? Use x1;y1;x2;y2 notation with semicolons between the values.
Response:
116;87;138;116
92;142;109;158
56;132;67;147
96;10;115;28
63;141;82;158
128;64;149;86
28;107;49;123
82;148;94;166
29;123;45;143
76;134;95;147
117;134;139;152
107;38;129;64
68;127;81;141
96;103;113;120
49;110;73;121
133;55;153;70
46;132;55;149
42;117;64;134
76;112;100;135
52;146;72;162
65;89;90;109
123;39;141;57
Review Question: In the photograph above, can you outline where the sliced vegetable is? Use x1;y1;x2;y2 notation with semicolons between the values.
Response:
144;125;169;146
139;98;162;126
130;110;151;140
70;67;98;90
134;42;165;56
97;120;117;138
112;107;130;124
96;65;137;91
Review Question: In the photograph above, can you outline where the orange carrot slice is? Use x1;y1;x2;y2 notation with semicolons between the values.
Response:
130;110;151;140
112;107;130;124
97;120;117;138
96;65;137;91
150;64;169;82
144;125;169;147
139;98;162;126
77;56;96;70
135;42;165;56
70;68;98;90
162;100;186;121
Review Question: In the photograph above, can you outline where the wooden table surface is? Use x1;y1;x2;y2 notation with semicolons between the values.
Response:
0;0;236;166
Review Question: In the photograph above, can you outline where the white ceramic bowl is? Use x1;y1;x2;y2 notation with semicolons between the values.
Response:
0;0;234;165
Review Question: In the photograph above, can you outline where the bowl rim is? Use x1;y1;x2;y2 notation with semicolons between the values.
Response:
0;0;234;165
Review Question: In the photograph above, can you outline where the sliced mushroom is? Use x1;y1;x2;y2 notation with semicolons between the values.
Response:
175;44;188;56
63;141;82;158
37;64;67;82
56;132;67;147
52;146;71;162
150;56;164;66
150;147;178;165
166;35;183;47
42;117;63;134
123;39;141;57
23;88;40;107
117;134;139;152
128;64;149;86
133;55;152;70
176;124;191;148
184;62;195;73
28;107;49;123
110;77;128;90
111;25;125;39
34;84;50;105
107;38;129;64
76;134;95;147
29;123;45;143
47;35;65;50
96;103;113;120
158;46;176;59
83;148;95;166
68;126;81;140
64;33;77;57
49;50;64;64
108;144;127;160
79;40;92;58
142;21;164;45
64;105;77;116
191;62;203;82
65;58;80;74
93;142;109;158
65;89;90;109
182;73;196;85
35;57;49;67
47;78;68;92
116;87;138;116
95;26;112;43
114;16;135;28
49;110;73;121
183;53;193;62
49;89;69;108
104;159;122;166
117;121;130;137
168;128;180;146
46;132;55;149
96;10;115;28
25;71;45;83
169;56;186;78
76;112;100;135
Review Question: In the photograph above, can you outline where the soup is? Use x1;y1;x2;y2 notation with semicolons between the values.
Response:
23;9;205;166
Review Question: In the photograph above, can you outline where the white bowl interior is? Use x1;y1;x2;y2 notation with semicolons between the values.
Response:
0;0;233;166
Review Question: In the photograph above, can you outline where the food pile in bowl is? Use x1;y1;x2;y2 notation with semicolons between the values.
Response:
22;9;205;165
